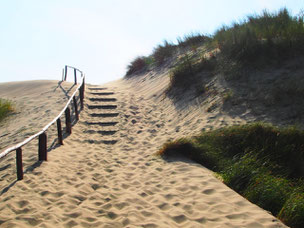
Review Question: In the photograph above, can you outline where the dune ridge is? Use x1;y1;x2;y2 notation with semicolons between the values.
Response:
0;77;286;227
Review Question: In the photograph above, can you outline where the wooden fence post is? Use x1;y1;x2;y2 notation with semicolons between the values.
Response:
39;132;47;161
83;76;85;92
80;84;84;109
64;66;67;81
57;118;63;145
65;107;72;134
16;148;23;180
73;96;79;121
74;68;77;84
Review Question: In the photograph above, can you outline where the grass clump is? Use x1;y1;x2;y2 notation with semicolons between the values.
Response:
244;174;292;216
168;54;216;92
158;123;304;227
125;8;304;82
214;8;304;69
177;33;211;49
157;138;197;157
0;98;14;122
157;138;218;169
152;40;176;66
169;54;196;90
279;190;304;227
222;90;234;102
125;56;153;77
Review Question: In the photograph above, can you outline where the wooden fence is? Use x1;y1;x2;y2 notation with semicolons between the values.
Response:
0;66;85;180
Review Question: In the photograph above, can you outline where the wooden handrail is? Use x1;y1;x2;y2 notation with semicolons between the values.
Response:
0;65;85;180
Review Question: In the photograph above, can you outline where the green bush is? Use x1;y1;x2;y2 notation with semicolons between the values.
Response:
125;56;151;77
279;191;304;228
214;8;304;68
177;33;211;49
221;154;263;193
152;40;176;66
168;54;216;92
0;98;14;122
169;54;195;90
158;123;304;227
157;138;197;157
244;174;292;216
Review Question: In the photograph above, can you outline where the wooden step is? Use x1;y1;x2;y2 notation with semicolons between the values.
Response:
84;121;118;126
89;92;114;96
84;130;117;136
90;113;119;118
88;98;117;102
88;87;107;90
84;139;118;145
87;105;117;110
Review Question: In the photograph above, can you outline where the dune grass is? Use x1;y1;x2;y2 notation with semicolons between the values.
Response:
177;32;211;49
152;40;177;66
215;8;304;63
157;123;304;228
213;8;304;73
125;8;304;85
168;53;216;92
125;56;152;77
0;98;14;122
125;35;211;77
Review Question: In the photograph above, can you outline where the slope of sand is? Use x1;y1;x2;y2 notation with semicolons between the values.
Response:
0;76;287;227
0;80;76;151
0;80;76;187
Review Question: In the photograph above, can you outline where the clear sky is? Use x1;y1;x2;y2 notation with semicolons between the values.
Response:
0;0;302;85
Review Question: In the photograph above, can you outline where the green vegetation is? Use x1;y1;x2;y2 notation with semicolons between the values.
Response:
125;35;211;77
214;8;304;75
168;53;216;92
157;123;304;228
125;56;153;77
0;98;14;122
222;90;234;102
152;40;177;66
177;32;211;49
125;8;304;87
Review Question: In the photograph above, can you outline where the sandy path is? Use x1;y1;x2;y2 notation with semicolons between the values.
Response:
0;79;286;227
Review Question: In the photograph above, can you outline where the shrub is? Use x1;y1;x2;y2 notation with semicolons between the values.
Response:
168;54;216;92
125;56;150;77
159;123;304;226
157;138;197;158
152;40;176;66
221;154;263;193
0;98;14;122
214;8;304;69
157;139;218;169
279;191;304;228
177;32;211;49
169;54;195;90
222;90;234;102
244;174;292;216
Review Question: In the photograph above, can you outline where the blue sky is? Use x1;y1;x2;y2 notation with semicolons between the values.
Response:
0;0;302;84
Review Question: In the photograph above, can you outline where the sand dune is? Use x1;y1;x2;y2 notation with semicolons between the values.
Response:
0;77;286;227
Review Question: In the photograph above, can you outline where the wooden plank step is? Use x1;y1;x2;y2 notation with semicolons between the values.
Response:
84;139;118;145
88;87;107;90
84;121;118;126
90;113;119;118
88;98;117;102
85;130;117;136
87;105;117;110
89;92;114;96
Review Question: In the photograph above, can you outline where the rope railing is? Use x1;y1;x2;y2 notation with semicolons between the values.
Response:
0;65;85;180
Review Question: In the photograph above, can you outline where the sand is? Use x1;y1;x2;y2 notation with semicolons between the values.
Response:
0;76;287;227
